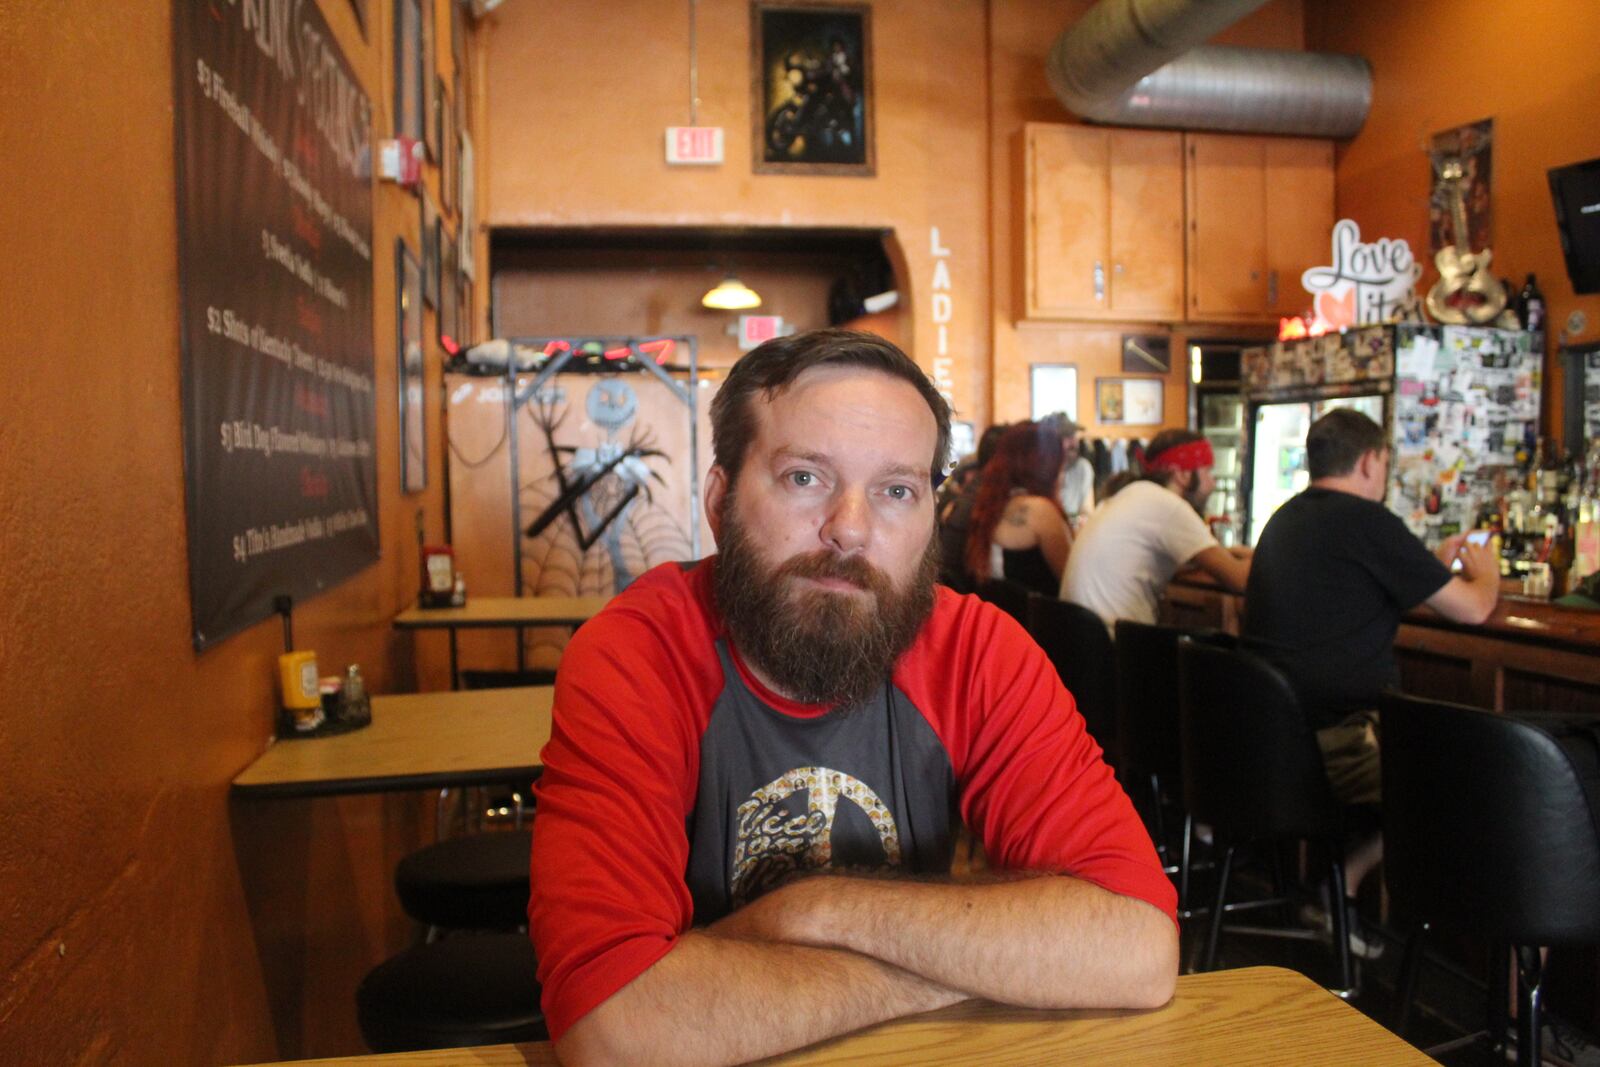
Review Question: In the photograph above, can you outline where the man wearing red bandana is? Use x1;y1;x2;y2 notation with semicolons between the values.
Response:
1062;429;1252;632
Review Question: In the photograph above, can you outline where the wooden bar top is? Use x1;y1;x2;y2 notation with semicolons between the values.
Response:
233;966;1431;1066
393;596;612;630
230;687;553;799
1168;571;1600;656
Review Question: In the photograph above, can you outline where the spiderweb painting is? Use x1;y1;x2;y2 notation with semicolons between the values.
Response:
517;374;697;598
444;336;709;674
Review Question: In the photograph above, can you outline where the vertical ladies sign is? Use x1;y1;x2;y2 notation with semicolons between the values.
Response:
173;0;378;649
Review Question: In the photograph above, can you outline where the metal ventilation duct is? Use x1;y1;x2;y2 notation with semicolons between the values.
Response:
1047;0;1372;139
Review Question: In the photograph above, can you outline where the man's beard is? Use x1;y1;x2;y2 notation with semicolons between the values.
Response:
1182;474;1210;512
713;500;939;711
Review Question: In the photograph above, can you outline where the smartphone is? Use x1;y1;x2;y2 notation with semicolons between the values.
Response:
1452;529;1491;571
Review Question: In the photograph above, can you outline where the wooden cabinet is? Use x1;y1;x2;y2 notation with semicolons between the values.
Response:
1023;124;1184;322
1185;133;1334;322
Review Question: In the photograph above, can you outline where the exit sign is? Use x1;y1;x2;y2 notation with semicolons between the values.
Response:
665;126;724;165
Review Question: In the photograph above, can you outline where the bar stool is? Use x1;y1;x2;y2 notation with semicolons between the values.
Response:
1027;594;1118;758
356;933;546;1051
1178;638;1354;992
1381;693;1600;1067
395;827;532;935
1114;621;1231;913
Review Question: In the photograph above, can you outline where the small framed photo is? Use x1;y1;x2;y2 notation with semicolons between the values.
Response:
393;0;423;144
439;228;460;355
420;189;440;309
421;0;438;162
1030;364;1078;422
751;3;873;176
1096;378;1164;426
1121;334;1171;374
397;240;426;494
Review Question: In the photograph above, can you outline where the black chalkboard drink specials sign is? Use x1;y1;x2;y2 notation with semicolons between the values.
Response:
173;0;378;649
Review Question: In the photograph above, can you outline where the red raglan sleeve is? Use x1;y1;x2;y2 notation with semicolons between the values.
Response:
527;568;724;1040
907;593;1177;924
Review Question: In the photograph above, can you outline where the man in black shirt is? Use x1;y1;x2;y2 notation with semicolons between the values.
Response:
1245;408;1498;935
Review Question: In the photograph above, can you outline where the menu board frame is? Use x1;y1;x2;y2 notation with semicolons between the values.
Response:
172;0;379;650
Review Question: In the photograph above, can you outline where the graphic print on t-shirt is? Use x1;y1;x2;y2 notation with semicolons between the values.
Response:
732;766;901;904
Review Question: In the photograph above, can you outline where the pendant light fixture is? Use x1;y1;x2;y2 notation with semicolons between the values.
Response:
701;274;762;310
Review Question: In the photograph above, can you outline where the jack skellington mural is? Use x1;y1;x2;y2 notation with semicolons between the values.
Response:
508;337;703;664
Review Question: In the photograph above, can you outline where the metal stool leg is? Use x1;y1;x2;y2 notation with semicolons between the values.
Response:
1179;814;1195;916
1327;856;1353;995
1515;943;1544;1067
1202;846;1234;972
1394;921;1429;1037
1149;772;1169;865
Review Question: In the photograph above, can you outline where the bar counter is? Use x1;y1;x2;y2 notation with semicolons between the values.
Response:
1162;572;1600;714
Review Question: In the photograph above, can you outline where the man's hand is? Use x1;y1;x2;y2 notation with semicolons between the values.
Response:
1454;539;1497;581
1434;532;1467;567
1426;537;1500;624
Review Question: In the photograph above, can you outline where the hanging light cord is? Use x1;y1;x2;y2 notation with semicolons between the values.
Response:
688;0;700;126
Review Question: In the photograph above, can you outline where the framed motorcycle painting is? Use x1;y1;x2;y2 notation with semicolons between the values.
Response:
751;3;874;176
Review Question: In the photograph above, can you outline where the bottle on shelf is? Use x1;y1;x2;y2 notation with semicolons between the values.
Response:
1573;440;1600;586
1518;273;1546;332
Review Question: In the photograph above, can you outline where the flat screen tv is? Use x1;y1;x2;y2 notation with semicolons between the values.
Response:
1549;156;1600;295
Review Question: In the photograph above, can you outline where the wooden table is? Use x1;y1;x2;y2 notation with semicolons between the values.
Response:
230;687;553;799
393;596;611;688
232;965;1433;1065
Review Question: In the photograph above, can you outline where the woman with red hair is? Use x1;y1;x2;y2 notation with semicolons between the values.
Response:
962;421;1073;595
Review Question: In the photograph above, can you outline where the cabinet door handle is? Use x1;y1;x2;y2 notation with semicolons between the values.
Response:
1268;270;1279;306
1093;261;1105;301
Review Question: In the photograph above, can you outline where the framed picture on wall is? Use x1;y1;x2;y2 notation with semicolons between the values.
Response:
394;0;423;144
397;241;426;494
439;229;460;355
441;75;459;214
421;0;438;162
1030;364;1078;422
751;3;873;176
420;189;439;309
1096;377;1164;426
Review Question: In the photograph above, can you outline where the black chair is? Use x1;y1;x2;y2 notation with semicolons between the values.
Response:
976;577;1032;626
1114;621;1233;912
1027;595;1118;757
1381;694;1600;1067
1177;639;1354;992
356;933;547;1051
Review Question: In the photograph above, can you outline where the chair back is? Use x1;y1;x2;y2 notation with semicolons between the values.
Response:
1380;693;1600;945
1178;639;1341;843
1027;595;1118;754
976;577;1031;626
1114;620;1206;777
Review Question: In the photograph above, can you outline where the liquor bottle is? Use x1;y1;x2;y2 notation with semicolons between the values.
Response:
1518;273;1546;332
1574;441;1600;584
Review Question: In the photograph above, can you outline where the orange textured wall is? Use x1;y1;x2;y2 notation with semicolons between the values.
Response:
481;0;991;426
985;0;1300;432
1307;0;1600;442
1;2;471;1061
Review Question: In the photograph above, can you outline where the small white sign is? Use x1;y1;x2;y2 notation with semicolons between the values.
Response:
665;126;724;165
738;315;783;351
1300;219;1422;329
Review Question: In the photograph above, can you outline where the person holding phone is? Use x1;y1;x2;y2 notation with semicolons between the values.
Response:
1244;409;1499;955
